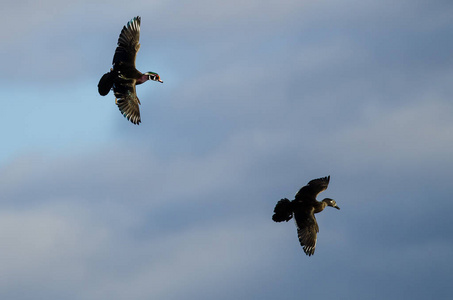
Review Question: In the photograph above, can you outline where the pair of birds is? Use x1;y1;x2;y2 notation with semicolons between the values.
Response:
99;17;340;256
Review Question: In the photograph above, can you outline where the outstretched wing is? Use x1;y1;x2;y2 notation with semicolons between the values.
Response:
113;16;141;68
113;78;141;125
295;175;330;202
294;208;319;256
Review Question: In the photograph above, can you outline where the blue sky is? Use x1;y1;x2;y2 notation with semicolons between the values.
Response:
1;0;453;299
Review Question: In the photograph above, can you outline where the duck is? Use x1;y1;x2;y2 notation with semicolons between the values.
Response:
272;176;340;256
98;16;163;125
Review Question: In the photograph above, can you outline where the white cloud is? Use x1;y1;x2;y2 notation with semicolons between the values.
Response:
0;201;281;300
0;205;110;293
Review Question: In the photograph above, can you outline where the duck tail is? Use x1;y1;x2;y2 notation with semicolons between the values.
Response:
98;70;116;96
272;198;293;222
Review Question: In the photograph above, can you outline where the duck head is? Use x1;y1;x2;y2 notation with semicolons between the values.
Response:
323;198;340;210
145;71;163;83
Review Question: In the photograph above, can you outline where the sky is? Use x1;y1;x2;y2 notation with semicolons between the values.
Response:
1;0;453;299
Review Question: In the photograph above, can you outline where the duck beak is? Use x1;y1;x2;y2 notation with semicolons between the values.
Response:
334;205;340;210
158;78;163;83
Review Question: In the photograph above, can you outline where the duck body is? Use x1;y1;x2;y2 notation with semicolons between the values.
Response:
98;16;163;125
272;176;340;256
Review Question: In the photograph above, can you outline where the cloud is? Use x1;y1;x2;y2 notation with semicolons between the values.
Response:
0;205;109;296
320;99;453;171
0;199;283;300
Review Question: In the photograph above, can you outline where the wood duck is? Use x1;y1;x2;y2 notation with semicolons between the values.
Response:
98;16;163;125
272;176;340;256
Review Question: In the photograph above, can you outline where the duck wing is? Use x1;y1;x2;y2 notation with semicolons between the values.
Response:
113;16;141;68
294;175;330;202
113;78;141;125
294;207;319;256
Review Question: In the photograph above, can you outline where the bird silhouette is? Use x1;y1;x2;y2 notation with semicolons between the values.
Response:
98;16;163;124
272;176;340;256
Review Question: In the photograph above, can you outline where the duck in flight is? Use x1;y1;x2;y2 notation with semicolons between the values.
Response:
98;16;163;125
272;176;340;256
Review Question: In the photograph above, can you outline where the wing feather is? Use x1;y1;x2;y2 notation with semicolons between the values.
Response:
295;175;330;202
113;16;141;67
113;79;141;125
294;208;319;256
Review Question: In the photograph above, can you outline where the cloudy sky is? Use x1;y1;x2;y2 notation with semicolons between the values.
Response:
1;0;452;299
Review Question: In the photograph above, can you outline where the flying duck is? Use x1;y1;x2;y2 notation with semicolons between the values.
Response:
98;16;163;125
272;176;340;256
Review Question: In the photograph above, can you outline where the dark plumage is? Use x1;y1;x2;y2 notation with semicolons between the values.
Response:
272;176;340;256
98;16;163;125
